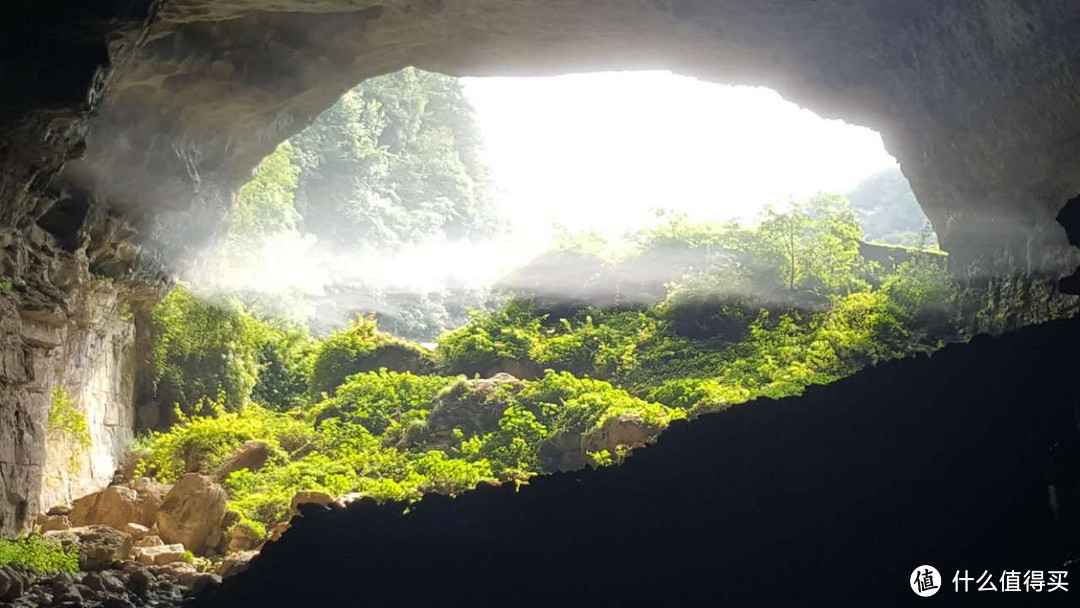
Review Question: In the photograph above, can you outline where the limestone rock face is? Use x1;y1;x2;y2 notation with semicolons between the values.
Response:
0;280;144;537
44;525;134;571
156;474;228;555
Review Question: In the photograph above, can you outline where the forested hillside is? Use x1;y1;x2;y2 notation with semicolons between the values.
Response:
846;166;937;248
206;68;498;340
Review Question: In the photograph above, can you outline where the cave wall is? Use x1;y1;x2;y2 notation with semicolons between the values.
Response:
4;0;1080;536
39;283;136;511
60;0;1080;278
0;281;139;537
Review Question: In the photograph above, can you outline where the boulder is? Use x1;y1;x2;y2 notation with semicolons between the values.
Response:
405;374;523;449
69;486;139;530
135;534;164;548
156;474;228;555
0;565;33;601
81;571;126;595
124;522;151;540
39;514;73;532
69;483;164;530
44;525;133;571
128;478;171;523
154;561;198;586
190;572;222;594
289;491;337;517
134;543;187;566
216;441;272;480
46;505;73;517
538;430;586;473
125;567;152;597
266;521;290;542
217;550;258;579
580;413;661;459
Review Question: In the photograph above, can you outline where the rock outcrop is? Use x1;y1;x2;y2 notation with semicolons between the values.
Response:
215;441;272;481
44;525;133;571
68;483;164;530
1;281;144;537
403;374;523;450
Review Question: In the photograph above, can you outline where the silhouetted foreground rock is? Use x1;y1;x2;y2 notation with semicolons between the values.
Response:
191;317;1080;607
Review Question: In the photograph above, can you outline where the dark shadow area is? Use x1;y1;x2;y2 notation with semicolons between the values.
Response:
193;315;1080;607
1058;195;1080;295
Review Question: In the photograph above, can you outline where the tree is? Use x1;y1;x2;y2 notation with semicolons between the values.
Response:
290;67;498;251
754;194;865;296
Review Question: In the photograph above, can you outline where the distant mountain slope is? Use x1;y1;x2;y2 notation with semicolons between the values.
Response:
846;167;937;248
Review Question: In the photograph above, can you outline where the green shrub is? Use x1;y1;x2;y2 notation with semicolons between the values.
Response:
0;536;79;573
135;399;313;483
48;387;90;469
308;316;434;397
311;370;458;435
253;319;318;410
646;378;751;412
47;388;90;449
149;286;265;415
435;303;542;375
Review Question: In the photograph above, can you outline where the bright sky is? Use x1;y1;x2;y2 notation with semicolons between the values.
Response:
461;70;898;241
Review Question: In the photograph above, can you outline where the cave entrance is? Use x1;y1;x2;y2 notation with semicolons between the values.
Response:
187;68;938;343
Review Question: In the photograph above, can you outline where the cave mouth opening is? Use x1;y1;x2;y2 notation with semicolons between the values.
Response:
185;67;938;342
26;67;1015;582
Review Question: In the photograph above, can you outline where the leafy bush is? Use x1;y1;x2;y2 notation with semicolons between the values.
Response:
311;370;459;435
253;320;318;410
135;399;313;483
0;536;79;573
435;303;543;376
149;287;265;415
308;316;434;398
47;388;91;466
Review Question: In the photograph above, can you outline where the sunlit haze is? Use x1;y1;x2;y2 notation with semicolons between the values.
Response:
191;70;906;323
462;70;898;242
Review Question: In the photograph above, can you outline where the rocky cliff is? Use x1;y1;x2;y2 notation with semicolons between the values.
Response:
0;280;145;538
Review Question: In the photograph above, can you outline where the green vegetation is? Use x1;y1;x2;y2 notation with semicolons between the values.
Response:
307;316;433;398
131;194;962;533
0;280;12;295
290;67;496;250
47;388;90;468
208;67;498;341
0;536;79;573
